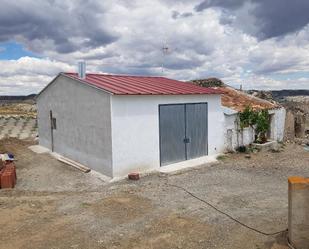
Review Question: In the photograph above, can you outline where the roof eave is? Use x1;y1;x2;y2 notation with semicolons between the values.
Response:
36;73;62;100
36;73;115;101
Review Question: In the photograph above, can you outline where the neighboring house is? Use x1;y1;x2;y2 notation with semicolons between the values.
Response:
36;71;224;178
218;86;286;151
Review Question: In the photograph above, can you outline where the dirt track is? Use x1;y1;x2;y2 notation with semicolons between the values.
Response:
1;139;308;249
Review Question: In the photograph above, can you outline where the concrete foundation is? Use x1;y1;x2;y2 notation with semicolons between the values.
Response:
288;177;309;249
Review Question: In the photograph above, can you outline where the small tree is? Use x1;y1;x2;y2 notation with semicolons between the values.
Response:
238;106;270;144
255;110;270;143
239;106;258;129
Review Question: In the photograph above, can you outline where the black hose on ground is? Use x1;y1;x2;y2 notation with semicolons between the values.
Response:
167;182;288;236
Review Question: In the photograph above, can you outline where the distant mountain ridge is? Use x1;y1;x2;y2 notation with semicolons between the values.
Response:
0;94;36;103
271;90;309;100
247;89;309;103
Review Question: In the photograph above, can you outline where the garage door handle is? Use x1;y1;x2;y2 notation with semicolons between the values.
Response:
183;137;190;143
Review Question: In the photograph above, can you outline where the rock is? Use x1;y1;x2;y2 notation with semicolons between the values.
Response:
128;172;140;180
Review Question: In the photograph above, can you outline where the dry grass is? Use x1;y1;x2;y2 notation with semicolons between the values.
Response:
0;103;36;117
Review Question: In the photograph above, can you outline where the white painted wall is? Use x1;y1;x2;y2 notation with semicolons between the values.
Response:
37;75;113;176
111;94;224;177
224;114;255;150
269;107;286;142
224;114;238;150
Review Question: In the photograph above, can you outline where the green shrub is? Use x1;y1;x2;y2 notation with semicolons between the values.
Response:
255;110;270;143
238;106;270;144
216;155;227;160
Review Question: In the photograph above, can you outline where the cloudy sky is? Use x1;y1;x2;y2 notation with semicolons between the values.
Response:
0;0;309;95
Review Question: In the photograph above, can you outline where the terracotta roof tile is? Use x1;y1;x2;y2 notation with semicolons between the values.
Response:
217;87;279;112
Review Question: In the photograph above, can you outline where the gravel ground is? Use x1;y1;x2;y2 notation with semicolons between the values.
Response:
0;139;308;249
0;138;107;192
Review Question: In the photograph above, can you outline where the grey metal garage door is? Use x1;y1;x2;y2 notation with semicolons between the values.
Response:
159;103;208;166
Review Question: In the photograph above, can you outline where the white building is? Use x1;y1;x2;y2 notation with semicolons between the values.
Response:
37;72;225;178
219;86;286;151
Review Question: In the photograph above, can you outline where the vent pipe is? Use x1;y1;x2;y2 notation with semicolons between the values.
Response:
78;61;86;79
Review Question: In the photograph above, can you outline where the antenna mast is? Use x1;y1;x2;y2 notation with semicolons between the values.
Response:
161;43;169;73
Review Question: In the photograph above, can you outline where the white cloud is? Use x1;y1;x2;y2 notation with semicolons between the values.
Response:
0;0;308;94
0;57;73;95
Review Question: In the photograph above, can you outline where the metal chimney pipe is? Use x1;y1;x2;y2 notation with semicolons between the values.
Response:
78;61;86;79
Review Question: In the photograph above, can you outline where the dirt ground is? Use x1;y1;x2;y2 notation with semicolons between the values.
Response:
1;139;308;249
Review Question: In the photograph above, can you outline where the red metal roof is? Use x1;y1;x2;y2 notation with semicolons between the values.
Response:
64;73;221;95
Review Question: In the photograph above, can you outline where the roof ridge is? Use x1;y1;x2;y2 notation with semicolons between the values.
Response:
64;72;164;78
61;72;222;95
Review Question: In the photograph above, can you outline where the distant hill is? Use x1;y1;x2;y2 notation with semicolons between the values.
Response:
271;90;309;101
191;78;309;102
247;89;309;103
0;94;36;103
